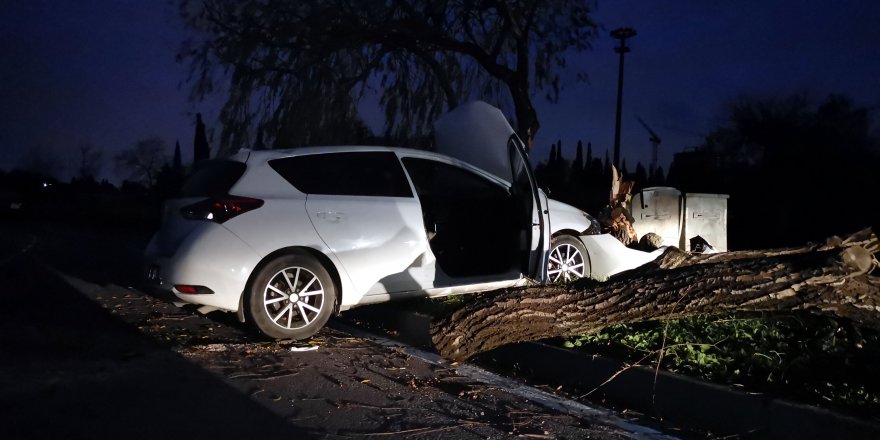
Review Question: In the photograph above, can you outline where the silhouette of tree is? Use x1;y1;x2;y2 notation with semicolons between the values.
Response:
668;93;880;248
649;164;665;186
116;137;169;188
179;0;599;153
154;164;185;200
193;113;210;164
172;140;183;170
564;140;585;206
531;137;617;217
534;143;556;196
632;162;648;189
572;140;584;176
154;140;187;199
581;144;608;214
542;141;571;200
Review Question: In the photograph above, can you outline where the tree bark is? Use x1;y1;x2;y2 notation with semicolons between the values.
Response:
431;229;880;361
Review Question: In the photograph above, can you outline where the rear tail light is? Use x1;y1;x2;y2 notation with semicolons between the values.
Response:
174;285;214;295
181;196;264;223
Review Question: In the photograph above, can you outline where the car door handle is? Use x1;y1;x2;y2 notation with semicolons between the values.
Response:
316;211;346;222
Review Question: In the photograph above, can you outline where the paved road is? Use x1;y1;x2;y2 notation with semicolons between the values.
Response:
0;219;666;439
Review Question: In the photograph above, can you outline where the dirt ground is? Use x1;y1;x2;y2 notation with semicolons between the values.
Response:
0;219;663;439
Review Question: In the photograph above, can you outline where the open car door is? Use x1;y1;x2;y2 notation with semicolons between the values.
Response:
433;101;550;282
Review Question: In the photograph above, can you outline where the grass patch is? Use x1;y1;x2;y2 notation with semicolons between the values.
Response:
388;293;880;416
563;313;880;415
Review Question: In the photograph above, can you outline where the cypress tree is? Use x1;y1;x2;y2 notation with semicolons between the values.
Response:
652;165;665;185
173;140;182;170
634;162;648;189
573;140;584;174
193;113;210;164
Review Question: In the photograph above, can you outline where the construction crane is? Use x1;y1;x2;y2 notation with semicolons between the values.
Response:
636;116;662;176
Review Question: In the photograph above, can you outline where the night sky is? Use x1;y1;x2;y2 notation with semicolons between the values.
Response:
2;1;879;182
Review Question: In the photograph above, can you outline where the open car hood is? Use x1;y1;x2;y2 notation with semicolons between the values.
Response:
433;101;519;184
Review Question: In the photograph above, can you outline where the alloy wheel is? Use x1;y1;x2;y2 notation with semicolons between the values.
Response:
548;243;586;282
262;266;325;330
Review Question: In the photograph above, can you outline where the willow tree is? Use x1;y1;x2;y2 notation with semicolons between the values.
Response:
179;0;598;154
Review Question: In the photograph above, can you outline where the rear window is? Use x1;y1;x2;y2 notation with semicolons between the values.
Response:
269;151;412;197
180;160;246;197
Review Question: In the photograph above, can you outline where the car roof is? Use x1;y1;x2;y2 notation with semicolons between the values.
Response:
230;145;477;170
223;101;523;185
231;145;424;161
228;145;510;189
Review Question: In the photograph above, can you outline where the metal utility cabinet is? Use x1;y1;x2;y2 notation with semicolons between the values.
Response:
631;187;729;252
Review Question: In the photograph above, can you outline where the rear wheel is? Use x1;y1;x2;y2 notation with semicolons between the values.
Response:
247;254;336;340
548;235;589;283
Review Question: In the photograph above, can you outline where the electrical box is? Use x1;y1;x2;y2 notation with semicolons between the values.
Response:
631;187;683;248
631;187;729;252
684;193;729;252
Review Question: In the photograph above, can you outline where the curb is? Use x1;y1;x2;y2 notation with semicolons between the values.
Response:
343;305;880;439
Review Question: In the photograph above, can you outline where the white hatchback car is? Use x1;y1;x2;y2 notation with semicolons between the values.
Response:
145;102;602;339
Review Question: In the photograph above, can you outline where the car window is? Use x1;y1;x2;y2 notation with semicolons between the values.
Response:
269;151;413;197
401;157;508;199
180;160;247;197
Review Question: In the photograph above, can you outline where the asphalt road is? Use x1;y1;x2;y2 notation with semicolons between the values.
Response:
0;219;663;439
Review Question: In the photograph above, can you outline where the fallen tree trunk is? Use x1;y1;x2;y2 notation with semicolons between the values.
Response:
431;229;880;361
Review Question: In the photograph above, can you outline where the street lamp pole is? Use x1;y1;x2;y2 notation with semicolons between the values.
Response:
611;27;637;170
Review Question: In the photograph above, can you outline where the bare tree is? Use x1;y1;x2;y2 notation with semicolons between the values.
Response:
115;137;168;188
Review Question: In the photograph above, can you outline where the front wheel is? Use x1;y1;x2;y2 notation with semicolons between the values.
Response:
247;254;336;340
547;235;589;283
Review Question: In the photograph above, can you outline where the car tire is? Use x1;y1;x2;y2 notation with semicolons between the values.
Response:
247;254;336;340
548;235;590;283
